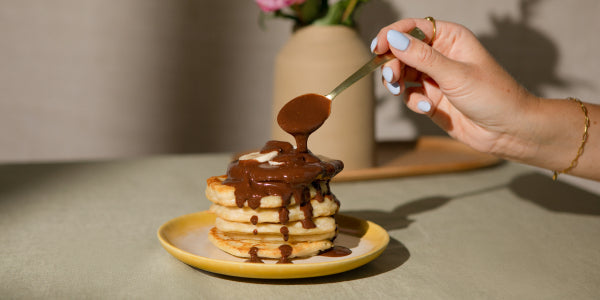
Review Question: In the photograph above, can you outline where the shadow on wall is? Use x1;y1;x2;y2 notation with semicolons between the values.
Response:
363;0;577;140
478;0;569;96
408;0;573;137
357;0;447;138
355;0;401;44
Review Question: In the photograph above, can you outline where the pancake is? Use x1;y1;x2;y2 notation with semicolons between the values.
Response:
206;175;329;208
208;227;334;259
208;194;339;223
214;216;336;236
219;231;336;243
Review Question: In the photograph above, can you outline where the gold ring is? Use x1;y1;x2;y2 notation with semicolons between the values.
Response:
425;16;436;45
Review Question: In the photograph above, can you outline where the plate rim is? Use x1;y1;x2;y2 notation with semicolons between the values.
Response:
157;211;389;279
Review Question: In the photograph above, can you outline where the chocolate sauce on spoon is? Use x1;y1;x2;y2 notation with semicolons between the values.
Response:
277;93;331;153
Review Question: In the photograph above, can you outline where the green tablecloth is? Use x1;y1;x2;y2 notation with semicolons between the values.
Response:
1;154;599;299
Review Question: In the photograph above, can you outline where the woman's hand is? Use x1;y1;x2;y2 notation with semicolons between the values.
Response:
371;18;538;159
370;18;599;180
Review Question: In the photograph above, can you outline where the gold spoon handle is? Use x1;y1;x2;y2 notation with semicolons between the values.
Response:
325;27;426;100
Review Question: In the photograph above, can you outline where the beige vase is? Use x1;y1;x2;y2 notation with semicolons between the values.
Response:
271;25;375;171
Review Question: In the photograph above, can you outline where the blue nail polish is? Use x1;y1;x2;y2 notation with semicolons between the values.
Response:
382;67;393;82
418;100;431;112
370;37;378;53
385;81;401;95
387;30;410;51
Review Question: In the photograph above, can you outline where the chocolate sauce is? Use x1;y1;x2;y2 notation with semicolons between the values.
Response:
280;226;289;241
320;246;352;257
312;182;324;202
277;245;293;264
300;201;316;229
278;207;289;224
223;93;343;263
223;141;342;228
247;247;264;263
277;93;331;153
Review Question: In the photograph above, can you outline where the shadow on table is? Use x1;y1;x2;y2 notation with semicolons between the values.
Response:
509;172;600;215
342;196;451;231
197;196;456;284
198;192;489;283
194;172;598;283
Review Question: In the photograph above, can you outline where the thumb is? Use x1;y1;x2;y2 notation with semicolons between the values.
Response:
386;29;466;88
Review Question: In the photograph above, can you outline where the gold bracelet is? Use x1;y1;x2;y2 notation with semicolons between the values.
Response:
552;97;590;180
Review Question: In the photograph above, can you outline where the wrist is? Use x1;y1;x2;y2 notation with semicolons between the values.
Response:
494;96;585;170
485;94;541;162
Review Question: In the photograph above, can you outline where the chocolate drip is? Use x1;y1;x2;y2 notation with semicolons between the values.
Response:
278;207;289;224
250;215;258;225
312;181;324;202
247;247;264;263
300;201;316;229
293;187;310;208
280;226;289;241
277;245;293;264
253;229;258;235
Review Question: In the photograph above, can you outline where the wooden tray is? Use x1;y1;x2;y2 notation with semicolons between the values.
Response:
333;136;502;182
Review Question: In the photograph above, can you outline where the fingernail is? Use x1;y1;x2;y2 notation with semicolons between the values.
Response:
382;66;393;82
370;37;378;53
417;100;431;112
387;30;410;51
385;81;401;95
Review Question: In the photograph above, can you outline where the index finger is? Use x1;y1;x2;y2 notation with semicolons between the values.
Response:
371;18;437;54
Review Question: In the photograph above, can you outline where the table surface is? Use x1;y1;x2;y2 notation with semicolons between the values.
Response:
1;154;599;299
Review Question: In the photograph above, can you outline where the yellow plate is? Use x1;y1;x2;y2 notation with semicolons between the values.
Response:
157;211;389;279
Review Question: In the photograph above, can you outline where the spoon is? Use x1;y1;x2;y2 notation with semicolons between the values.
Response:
325;27;426;100
277;27;427;151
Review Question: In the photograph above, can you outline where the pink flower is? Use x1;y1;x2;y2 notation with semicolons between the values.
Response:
255;0;306;13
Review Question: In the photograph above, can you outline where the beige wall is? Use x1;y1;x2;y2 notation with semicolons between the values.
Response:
1;0;599;162
0;0;291;161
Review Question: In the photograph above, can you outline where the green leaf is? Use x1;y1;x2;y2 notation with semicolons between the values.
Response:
341;0;369;27
313;0;347;26
297;0;327;25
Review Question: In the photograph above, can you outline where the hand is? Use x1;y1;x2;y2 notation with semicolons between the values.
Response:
371;18;600;181
371;18;537;159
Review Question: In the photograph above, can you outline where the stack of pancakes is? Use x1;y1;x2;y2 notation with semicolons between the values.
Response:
206;141;343;263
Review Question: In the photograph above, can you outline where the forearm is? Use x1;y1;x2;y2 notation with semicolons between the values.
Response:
498;96;599;180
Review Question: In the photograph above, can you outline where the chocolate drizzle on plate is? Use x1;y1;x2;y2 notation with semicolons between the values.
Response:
319;245;352;257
